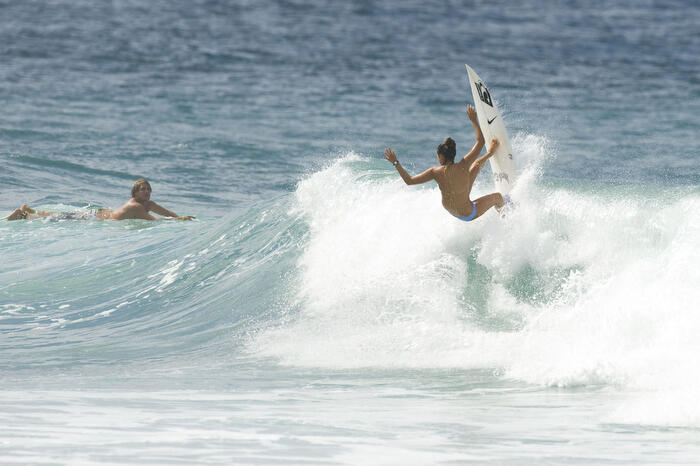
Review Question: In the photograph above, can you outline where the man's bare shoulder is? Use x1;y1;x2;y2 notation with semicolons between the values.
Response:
143;200;160;211
111;199;152;220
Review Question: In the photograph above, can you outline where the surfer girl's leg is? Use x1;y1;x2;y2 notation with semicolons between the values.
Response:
471;193;505;219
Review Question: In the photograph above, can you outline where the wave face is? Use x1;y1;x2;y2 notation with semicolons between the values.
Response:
3;134;700;427
0;203;302;375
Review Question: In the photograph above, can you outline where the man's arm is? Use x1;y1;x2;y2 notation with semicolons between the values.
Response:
148;201;179;218
384;148;436;185
148;201;195;220
460;105;485;167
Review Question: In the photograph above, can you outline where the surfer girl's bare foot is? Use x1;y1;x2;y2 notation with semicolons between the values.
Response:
495;193;506;213
496;193;518;218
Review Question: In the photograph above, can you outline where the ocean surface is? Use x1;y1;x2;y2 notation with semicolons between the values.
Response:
2;0;699;464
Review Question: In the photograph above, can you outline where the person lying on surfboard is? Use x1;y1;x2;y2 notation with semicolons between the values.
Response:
384;105;506;222
5;178;194;221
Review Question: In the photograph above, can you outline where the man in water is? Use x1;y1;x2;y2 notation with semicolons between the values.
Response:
384;105;505;221
5;179;194;221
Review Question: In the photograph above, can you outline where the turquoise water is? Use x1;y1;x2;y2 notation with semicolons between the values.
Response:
2;0;700;464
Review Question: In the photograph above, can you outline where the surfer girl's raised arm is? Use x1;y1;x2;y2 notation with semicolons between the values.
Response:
460;105;485;166
472;138;500;171
384;148;436;185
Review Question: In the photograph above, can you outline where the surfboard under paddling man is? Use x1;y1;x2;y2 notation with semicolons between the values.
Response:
384;105;505;221
5;179;194;221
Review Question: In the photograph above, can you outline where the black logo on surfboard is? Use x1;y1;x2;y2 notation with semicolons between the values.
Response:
487;116;498;124
475;82;493;107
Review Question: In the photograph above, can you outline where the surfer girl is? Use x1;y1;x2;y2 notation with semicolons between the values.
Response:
5;179;194;221
384;105;505;221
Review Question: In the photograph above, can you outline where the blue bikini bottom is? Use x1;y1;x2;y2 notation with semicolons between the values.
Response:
453;201;477;222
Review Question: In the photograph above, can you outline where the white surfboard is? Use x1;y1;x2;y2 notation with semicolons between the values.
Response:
465;64;516;194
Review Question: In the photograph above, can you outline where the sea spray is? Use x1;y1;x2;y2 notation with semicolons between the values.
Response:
252;134;552;368
251;137;700;427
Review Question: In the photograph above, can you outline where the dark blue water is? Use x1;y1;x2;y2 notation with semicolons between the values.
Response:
2;1;700;463
3;1;698;210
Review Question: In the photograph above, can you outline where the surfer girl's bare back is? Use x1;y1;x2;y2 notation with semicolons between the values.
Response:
432;153;476;217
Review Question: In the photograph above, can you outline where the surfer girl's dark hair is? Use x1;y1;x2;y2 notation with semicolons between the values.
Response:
437;137;456;163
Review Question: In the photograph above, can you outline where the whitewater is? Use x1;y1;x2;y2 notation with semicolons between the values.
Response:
254;135;700;422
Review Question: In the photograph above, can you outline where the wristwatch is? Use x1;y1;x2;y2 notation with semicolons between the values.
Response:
392;160;399;167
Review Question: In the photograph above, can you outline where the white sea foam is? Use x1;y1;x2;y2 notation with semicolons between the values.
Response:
251;136;700;426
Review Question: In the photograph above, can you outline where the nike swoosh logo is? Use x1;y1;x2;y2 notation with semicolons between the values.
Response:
487;116;497;124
